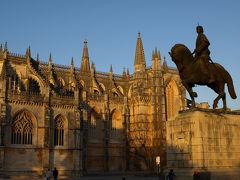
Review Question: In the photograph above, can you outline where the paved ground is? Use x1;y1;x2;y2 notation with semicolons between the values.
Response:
0;175;161;180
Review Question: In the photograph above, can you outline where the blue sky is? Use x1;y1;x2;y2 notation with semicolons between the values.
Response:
1;0;240;110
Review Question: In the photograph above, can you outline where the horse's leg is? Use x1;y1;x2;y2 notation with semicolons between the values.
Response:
181;80;197;108
222;92;227;110
212;83;225;109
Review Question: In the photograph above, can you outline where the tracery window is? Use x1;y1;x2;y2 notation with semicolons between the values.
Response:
11;111;33;144
111;110;122;130
54;116;64;146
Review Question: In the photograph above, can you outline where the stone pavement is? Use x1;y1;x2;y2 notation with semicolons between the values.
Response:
0;175;160;180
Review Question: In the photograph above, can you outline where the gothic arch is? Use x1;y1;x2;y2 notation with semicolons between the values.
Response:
54;114;68;147
166;80;181;120
27;74;43;93
93;88;100;95
112;88;119;97
89;107;100;127
110;109;122;130
58;77;65;87
11;109;37;145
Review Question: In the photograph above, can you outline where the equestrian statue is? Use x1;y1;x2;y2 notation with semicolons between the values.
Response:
169;25;237;109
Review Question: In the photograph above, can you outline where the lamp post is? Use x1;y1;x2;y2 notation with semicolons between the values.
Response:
156;156;160;180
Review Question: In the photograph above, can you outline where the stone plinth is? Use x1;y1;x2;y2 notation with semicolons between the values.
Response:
167;109;240;180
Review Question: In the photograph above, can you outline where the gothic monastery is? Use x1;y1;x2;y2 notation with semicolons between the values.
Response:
0;33;186;178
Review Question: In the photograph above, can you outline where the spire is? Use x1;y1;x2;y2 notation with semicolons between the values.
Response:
0;44;2;59
70;57;74;74
36;53;39;61
71;57;74;66
48;53;53;71
81;40;90;72
127;68;130;76
4;42;7;52
0;44;2;57
122;67;127;78
91;61;95;74
3;42;8;59
26;46;31;64
152;48;161;71
163;56;168;72
134;32;146;72
110;64;113;73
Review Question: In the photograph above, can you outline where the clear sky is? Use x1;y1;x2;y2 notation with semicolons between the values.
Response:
1;0;240;110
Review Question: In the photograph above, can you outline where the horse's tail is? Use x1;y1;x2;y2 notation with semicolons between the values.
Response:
226;72;237;99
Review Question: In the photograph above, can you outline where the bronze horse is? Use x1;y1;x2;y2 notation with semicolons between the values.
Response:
169;44;237;109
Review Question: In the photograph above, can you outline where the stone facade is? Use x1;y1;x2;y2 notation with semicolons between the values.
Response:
0;34;185;178
167;109;240;180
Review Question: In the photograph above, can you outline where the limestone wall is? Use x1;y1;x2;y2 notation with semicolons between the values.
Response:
167;109;240;180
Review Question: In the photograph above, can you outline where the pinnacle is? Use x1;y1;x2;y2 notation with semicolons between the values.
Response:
134;32;146;66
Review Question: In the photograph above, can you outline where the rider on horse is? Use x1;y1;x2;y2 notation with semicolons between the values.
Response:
192;25;214;83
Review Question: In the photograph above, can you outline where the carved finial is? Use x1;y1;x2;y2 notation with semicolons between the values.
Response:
3;42;8;59
49;53;52;63
71;57;74;66
110;64;113;73
4;42;7;52
163;56;168;70
138;32;141;38
48;53;52;71
122;67;126;77
91;61;95;69
26;46;31;57
127;68;130;76
36;53;39;61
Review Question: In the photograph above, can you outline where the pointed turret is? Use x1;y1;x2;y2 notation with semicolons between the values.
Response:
163;56;168;72
36;53;39;61
26;46;31;63
4;42;7;52
48;53;53;71
109;64;113;80
110;64;113;73
152;48;161;71
91;61;95;75
3;42;8;59
134;32;146;72
0;44;2;58
80;40;90;72
70;57;74;74
122;67;127;79
127;68;130;76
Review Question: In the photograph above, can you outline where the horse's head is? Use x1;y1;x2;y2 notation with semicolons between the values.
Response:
169;44;193;72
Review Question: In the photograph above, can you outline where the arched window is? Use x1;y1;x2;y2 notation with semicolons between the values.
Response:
111;109;122;130
54;115;64;146
11;111;33;144
90;112;97;128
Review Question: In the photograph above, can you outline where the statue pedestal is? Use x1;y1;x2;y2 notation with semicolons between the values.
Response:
166;109;240;180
